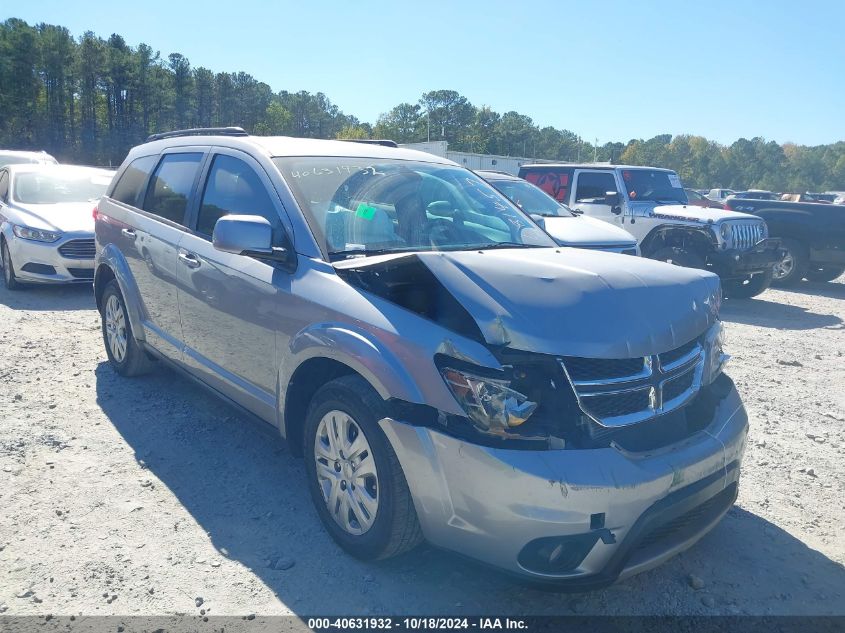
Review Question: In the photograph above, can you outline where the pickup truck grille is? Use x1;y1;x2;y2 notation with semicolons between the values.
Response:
728;222;765;251
58;238;96;260
561;338;704;427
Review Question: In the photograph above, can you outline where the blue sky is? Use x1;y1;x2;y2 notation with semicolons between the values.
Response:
6;0;845;146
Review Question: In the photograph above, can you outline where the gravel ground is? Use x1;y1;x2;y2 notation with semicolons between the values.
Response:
1;279;843;617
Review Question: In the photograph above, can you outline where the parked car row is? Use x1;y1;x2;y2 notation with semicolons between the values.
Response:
1;130;748;589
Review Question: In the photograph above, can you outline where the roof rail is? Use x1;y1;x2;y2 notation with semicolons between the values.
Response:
146;127;249;143
340;139;398;148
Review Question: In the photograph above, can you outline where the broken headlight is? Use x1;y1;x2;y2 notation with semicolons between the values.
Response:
702;321;730;386
439;366;538;434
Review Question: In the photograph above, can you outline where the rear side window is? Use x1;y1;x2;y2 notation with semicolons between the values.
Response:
196;154;281;238
143;153;203;224
111;155;157;207
574;172;618;202
521;168;572;203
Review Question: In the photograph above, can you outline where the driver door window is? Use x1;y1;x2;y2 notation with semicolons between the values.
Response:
196;154;282;242
574;172;617;203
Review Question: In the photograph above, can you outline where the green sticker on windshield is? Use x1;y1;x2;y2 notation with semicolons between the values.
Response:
355;203;377;220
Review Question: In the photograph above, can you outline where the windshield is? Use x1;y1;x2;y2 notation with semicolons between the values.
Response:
13;170;112;204
622;169;688;204
488;178;576;217
274;158;556;260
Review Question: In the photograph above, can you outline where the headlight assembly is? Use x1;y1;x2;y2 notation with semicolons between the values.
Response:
440;366;538;435
702;321;730;386
13;225;62;243
720;223;731;240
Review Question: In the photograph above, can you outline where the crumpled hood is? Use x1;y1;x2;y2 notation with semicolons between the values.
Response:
649;203;760;223
543;215;637;247
338;248;721;358
9;202;95;233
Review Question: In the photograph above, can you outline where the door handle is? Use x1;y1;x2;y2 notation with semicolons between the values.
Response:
121;228;137;240
178;252;201;269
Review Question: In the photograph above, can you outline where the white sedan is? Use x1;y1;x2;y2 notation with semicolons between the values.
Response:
0;164;114;289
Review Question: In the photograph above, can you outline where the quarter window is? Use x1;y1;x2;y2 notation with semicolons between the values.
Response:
574;172;618;203
143;153;203;224
197;155;281;239
111;155;158;207
0;171;8;203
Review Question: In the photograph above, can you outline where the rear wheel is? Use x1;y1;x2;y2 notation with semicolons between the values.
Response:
804;266;845;283
1;239;24;291
100;280;155;376
771;239;808;286
723;269;773;299
650;246;706;270
303;375;423;560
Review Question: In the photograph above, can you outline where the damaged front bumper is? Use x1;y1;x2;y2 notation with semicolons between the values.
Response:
378;375;748;588
709;238;783;279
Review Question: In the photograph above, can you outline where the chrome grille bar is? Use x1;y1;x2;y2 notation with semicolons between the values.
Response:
562;341;704;428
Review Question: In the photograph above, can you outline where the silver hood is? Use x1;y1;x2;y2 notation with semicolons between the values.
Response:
648;203;761;223
337;248;721;359
543;215;637;247
7;202;95;233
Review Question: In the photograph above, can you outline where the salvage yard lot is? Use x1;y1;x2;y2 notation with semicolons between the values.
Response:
1;280;843;616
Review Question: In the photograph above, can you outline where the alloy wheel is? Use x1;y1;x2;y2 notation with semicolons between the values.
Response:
314;410;379;535
104;294;128;362
772;251;794;280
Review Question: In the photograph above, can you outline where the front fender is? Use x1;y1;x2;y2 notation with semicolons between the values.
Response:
280;321;496;429
95;244;146;341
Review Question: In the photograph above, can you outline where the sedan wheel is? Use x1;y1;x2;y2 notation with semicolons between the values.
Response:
314;410;379;536
2;241;24;290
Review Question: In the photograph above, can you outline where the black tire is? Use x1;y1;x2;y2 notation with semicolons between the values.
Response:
804;266;845;283
649;246;707;270
100;279;155;377
1;239;25;291
771;239;809;287
723;269;773;299
303;375;423;560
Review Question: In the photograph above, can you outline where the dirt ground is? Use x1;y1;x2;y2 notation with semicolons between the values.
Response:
1;278;843;618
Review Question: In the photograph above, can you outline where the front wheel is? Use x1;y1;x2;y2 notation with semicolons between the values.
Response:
804;266;845;283
304;375;423;560
1;240;24;291
771;239;808;286
723;269;773;299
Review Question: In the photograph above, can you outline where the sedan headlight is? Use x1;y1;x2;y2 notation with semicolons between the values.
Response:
702;321;730;386
440;366;538;434
13;225;62;243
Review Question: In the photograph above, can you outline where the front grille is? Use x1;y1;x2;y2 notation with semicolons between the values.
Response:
68;268;94;279
729;222;765;251
562;338;704;427
563;357;645;382
58;238;95;260
581;388;650;419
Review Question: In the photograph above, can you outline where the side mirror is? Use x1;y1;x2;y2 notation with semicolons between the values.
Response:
604;191;621;206
212;214;296;269
529;214;546;229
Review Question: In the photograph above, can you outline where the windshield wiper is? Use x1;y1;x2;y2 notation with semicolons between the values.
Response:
330;247;419;260
473;242;535;250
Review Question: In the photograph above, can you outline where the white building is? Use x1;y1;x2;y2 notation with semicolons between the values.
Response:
399;141;556;175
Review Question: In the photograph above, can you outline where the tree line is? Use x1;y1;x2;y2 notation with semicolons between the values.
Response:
2;18;844;192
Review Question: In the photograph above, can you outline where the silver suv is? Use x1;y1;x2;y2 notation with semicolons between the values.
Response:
94;128;747;587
